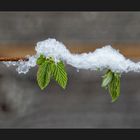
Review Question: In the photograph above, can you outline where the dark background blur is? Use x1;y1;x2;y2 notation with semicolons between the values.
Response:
0;12;140;128
1;12;140;43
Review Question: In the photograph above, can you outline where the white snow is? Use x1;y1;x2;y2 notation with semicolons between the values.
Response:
3;38;140;74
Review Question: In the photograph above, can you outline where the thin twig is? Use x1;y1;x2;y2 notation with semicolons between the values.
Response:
0;57;28;61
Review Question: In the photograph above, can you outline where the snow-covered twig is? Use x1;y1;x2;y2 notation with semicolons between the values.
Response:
2;38;139;102
2;38;140;74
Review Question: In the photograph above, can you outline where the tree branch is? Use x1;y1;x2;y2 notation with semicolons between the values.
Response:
0;57;28;61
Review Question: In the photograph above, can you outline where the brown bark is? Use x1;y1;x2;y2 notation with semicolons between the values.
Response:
0;57;28;61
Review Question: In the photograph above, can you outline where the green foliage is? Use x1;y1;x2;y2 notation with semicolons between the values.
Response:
102;70;121;102
101;70;113;89
37;60;51;90
109;73;121;102
53;61;68;89
36;55;68;90
36;54;122;103
36;54;46;65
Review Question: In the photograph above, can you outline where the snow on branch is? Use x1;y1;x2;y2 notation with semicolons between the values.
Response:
2;38;140;102
2;38;140;74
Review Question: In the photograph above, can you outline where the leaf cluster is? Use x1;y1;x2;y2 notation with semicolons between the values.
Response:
36;55;68;90
101;70;121;102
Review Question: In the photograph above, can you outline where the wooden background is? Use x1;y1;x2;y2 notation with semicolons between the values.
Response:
0;12;140;128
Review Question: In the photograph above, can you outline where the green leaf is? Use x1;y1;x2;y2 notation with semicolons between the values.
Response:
36;55;68;90
53;60;68;89
101;70;121;102
101;70;113;88
36;53;68;90
36;54;46;65
37;60;51;90
109;73;121;102
49;61;55;75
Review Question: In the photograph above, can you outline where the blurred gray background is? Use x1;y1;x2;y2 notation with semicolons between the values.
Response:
0;12;140;43
0;12;140;128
